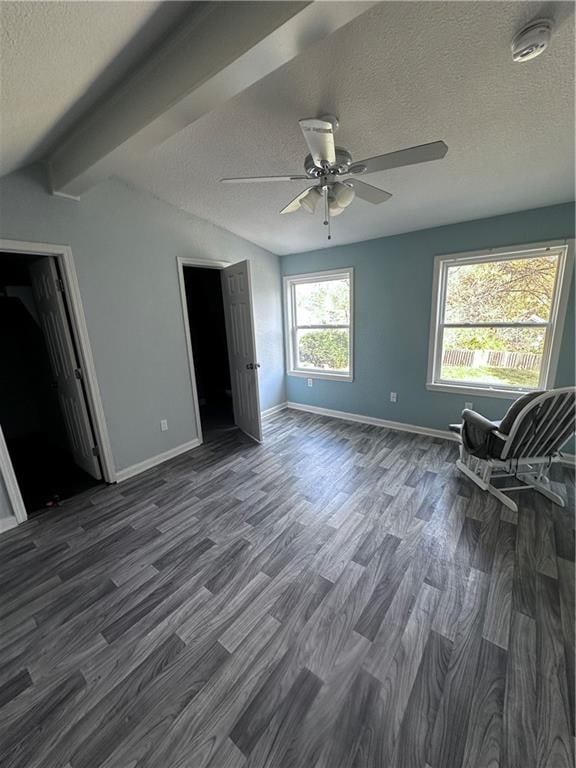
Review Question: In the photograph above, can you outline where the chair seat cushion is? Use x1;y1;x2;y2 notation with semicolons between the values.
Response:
461;416;505;459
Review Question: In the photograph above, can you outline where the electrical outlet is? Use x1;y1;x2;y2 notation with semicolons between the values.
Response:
307;378;313;387
464;402;473;410
390;392;397;403
160;419;168;432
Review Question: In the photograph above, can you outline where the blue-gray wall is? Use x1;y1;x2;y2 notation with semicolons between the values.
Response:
0;161;572;494
282;203;575;438
0;166;286;473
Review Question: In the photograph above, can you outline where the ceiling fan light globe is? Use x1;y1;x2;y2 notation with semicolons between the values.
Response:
328;193;345;216
332;182;355;208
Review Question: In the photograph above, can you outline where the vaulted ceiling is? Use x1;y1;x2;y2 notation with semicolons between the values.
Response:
0;1;188;176
1;2;574;255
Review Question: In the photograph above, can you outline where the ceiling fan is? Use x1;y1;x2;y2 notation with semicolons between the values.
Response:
220;115;448;240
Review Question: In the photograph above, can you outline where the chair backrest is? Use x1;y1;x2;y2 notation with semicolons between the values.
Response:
500;387;576;460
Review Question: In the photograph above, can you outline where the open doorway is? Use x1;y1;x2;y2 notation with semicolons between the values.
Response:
0;252;103;516
178;258;263;445
183;266;235;440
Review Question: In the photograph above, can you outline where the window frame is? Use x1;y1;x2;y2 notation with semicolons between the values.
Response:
426;240;574;398
283;267;354;382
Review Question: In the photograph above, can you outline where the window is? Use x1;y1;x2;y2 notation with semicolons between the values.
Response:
284;268;353;381
427;242;572;396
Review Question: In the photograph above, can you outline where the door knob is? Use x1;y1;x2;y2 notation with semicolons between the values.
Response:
246;363;261;370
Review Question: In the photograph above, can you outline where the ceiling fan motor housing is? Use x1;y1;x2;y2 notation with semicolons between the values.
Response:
304;147;353;177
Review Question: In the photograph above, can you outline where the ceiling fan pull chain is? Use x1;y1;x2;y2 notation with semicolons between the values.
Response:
322;186;331;240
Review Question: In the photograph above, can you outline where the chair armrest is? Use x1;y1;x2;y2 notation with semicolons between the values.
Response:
461;409;500;435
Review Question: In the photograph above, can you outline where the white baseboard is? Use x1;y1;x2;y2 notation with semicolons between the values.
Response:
261;402;288;418
286;401;459;442
116;438;201;482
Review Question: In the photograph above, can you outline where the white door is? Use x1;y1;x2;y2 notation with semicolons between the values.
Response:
221;260;263;442
29;258;101;479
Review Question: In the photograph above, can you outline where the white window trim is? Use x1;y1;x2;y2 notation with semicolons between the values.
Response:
283;268;354;382
427;239;574;398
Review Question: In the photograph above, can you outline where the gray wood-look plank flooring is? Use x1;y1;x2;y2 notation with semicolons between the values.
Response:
0;410;574;768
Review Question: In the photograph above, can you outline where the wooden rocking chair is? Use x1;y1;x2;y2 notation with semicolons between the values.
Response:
450;387;575;512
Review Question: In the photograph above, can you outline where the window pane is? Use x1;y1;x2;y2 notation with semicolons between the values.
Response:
296;328;349;372
440;326;546;389
444;254;559;324
294;278;350;326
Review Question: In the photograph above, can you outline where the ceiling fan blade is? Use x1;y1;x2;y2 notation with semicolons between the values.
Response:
345;179;392;204
299;118;336;167
280;187;315;214
353;140;448;175
220;175;308;184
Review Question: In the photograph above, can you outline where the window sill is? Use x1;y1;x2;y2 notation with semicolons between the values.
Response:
288;370;353;383
426;382;534;399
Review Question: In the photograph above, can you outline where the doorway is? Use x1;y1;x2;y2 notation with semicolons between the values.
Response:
178;258;263;445
0;251;103;517
183;266;235;440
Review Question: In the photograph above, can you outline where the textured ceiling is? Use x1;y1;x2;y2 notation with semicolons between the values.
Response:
118;1;575;255
0;1;188;177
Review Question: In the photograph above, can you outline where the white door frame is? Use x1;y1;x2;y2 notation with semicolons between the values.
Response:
0;239;116;524
0;423;27;523
176;256;232;446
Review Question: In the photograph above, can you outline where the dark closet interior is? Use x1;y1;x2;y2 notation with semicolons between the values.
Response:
0;254;99;515
184;266;234;438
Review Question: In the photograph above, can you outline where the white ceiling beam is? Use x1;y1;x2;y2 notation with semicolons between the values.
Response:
49;1;376;197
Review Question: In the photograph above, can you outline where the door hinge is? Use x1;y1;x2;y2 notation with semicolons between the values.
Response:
92;446;100;458
74;368;82;380
56;278;65;293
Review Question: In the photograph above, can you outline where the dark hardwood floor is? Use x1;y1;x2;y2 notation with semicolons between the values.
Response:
0;410;574;768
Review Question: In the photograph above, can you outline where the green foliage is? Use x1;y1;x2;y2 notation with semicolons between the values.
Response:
444;254;558;354
446;326;544;354
296;279;350;325
299;330;349;370
444;328;507;351
445;255;557;324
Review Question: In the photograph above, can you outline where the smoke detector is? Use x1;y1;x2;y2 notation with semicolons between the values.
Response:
511;20;552;62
